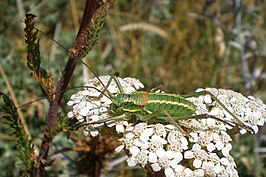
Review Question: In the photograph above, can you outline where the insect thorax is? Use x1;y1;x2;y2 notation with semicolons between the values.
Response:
113;91;149;107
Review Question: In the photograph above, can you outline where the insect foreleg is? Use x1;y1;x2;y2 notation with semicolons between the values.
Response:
113;74;125;94
97;73;125;99
98;74;116;98
80;113;128;127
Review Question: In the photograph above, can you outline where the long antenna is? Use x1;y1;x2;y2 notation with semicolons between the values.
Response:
22;14;115;99
17;97;47;108
22;14;69;53
76;59;114;99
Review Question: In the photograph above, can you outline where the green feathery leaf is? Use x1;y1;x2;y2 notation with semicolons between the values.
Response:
24;14;55;101
0;93;36;176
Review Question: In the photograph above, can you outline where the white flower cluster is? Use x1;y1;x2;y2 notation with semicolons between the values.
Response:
67;75;266;176
67;75;144;136
116;122;239;177
189;88;266;134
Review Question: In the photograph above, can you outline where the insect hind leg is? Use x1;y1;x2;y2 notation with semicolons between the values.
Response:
139;108;190;136
182;90;253;133
160;110;190;137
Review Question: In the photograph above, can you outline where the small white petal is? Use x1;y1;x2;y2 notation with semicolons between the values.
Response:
192;143;201;150
123;121;129;126
166;150;176;158
67;100;75;106
90;130;99;137
142;143;150;150
209;107;220;116
189;132;198;142
205;161;214;167
194;169;205;177
252;126;259;134
174;165;185;173
215;141;224;150
102;97;113;105
240;128;247;134
127;157;137;167
206;118;216;127
181;137;189;149
67;111;74;118
148;152;158;163
170;158;179;169
129;146;140;156
81;90;90;95
172;152;183;162
207;143;216;152
164;167;174;177
79;108;90;116
258;118;265;126
89;115;100;122
204;95;212;104
165;124;176;130
184;150;194;159
133;138;143;147
220;157;229;165
91;109;100;115
78;101;87;108
151;163;161;172
184;168;193;175
224;111;233;120
115;145;124;153
201;161;207;168
139;129;153;142
76;115;84;122
83;130;89;136
116;124;125;134
156;148;166;158
212;132;220;141
253;111;262;119
193;159;202;168
195;88;204;92
125;132;134;138
170;153;183;168
151;135;167;144
222;147;230;156
99;107;108;113
214;163;222;174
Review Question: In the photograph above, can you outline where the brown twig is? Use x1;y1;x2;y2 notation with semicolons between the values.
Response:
35;1;111;176
70;0;80;33
0;63;31;140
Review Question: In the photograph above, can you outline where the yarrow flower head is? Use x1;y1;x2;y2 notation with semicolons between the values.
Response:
67;75;266;176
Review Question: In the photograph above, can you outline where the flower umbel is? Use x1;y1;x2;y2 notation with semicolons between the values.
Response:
67;75;265;176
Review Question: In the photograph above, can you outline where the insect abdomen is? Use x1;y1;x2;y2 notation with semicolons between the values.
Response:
145;93;195;117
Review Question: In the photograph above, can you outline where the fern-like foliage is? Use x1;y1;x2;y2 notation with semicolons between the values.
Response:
24;13;55;101
0;93;36;176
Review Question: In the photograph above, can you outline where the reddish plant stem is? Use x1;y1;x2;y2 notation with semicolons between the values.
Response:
35;1;99;176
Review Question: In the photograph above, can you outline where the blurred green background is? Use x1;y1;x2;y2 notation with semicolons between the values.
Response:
0;0;265;176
